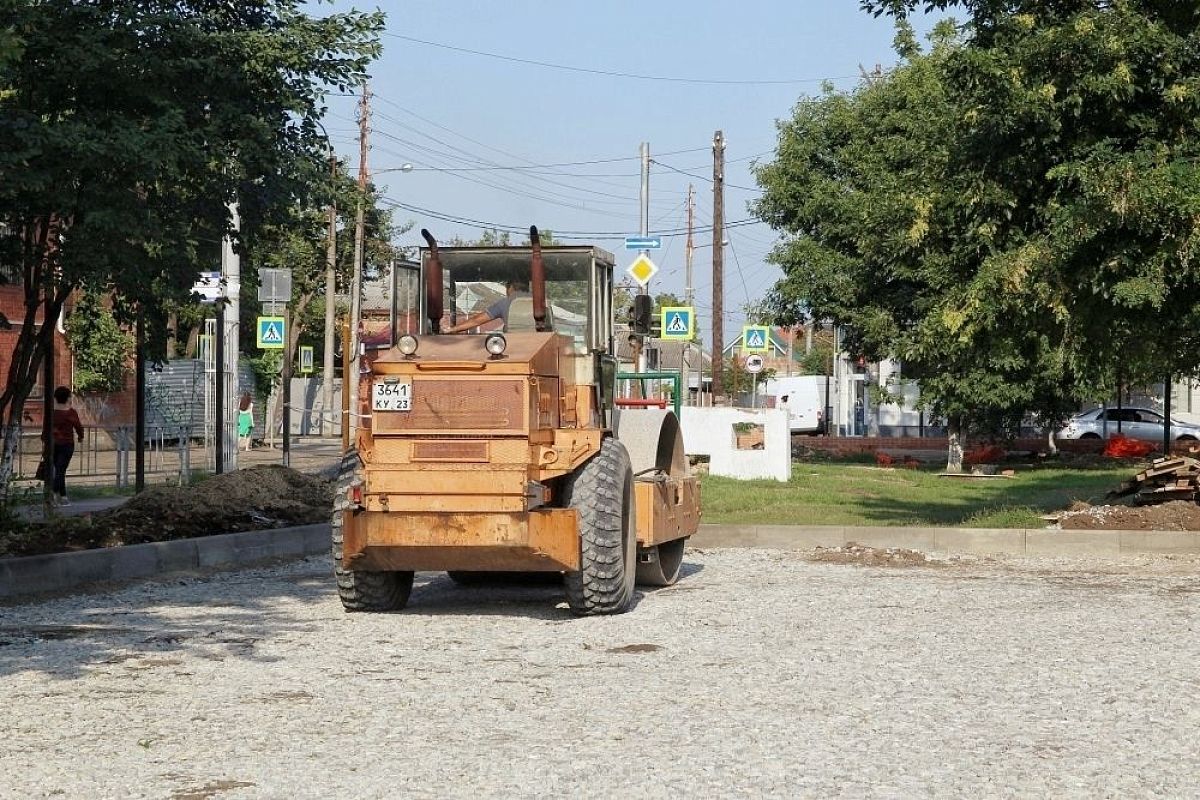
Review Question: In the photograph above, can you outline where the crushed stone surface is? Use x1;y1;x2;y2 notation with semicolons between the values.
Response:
1;548;1199;798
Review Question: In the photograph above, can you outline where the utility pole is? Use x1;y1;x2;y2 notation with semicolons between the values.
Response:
635;142;650;375
711;130;726;403
321;150;337;438
683;184;694;405
348;82;370;444
219;201;241;473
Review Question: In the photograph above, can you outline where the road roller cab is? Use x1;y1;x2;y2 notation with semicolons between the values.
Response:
333;227;700;615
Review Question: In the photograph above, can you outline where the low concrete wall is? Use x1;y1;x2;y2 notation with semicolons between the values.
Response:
693;524;1200;557
681;407;791;481
0;523;329;602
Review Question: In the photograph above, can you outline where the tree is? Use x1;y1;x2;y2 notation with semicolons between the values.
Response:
756;20;1105;470
65;290;134;394
860;3;1200;451
0;1;383;492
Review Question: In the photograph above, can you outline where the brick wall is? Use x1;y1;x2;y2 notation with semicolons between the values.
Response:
1;285;136;428
803;436;1113;459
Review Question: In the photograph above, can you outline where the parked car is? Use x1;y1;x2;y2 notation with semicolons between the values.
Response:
1057;407;1200;442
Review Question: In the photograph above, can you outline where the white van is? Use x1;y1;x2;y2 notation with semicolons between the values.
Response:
766;375;824;434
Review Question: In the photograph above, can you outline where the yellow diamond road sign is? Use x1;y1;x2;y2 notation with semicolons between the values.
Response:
626;254;658;287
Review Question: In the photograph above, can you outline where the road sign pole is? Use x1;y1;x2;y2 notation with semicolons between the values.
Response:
282;312;291;468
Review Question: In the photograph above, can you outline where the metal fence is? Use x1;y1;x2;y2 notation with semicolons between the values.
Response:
13;423;213;489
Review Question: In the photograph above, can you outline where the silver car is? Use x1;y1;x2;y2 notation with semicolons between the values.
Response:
1058;407;1200;442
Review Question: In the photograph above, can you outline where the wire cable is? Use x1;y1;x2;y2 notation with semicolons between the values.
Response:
383;32;860;86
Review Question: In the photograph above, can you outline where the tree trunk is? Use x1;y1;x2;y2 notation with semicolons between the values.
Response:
0;423;21;502
946;414;964;474
1046;426;1058;456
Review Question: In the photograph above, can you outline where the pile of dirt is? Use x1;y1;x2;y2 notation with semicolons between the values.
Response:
1057;500;1200;531
808;542;940;568
2;466;334;558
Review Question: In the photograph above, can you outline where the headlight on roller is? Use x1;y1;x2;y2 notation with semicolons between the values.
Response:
397;334;419;356
484;332;507;357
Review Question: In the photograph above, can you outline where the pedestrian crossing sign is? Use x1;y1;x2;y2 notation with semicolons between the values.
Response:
257;316;285;350
660;306;695;340
742;325;771;353
299;345;314;374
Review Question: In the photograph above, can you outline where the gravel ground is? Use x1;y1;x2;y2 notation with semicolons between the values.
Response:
1;548;1198;799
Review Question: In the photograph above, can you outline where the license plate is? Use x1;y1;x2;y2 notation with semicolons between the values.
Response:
373;380;412;411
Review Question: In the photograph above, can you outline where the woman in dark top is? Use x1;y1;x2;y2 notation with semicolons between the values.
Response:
50;385;84;505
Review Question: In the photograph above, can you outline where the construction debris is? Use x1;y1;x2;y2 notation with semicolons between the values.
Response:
1107;456;1200;505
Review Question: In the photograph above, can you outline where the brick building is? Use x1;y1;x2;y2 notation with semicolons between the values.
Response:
0;283;136;431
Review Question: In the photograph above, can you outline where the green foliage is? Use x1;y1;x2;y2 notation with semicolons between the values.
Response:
0;0;384;482
757;6;1200;445
796;342;834;376
65;290;133;394
246;351;282;408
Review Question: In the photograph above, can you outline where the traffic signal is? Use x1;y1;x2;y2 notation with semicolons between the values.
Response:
632;294;653;334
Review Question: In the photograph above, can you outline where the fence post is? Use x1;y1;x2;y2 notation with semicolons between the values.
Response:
177;425;190;486
115;426;130;488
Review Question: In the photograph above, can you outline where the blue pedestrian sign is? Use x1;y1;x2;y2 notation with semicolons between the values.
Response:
742;325;771;354
299;345;314;374
660;306;695;340
257;316;285;350
624;236;662;250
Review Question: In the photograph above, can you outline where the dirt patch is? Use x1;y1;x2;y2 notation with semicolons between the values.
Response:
1057;500;1200;531
1;466;333;558
808;542;940;568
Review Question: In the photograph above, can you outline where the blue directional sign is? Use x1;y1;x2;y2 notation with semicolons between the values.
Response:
624;236;662;250
742;325;771;354
660;306;695;340
257;316;285;350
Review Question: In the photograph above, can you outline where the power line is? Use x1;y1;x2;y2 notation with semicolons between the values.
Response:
382;32;860;86
653;158;761;192
380;196;763;240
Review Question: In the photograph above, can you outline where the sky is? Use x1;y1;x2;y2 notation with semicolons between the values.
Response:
315;1;945;339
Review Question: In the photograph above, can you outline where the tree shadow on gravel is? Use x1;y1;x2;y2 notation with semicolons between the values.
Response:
0;559;337;679
0;557;710;678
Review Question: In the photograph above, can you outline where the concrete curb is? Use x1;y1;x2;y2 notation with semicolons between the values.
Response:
5;521;1198;603
0;523;330;602
692;524;1200;557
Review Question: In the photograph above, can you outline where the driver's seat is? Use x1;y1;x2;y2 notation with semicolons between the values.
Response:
504;297;553;333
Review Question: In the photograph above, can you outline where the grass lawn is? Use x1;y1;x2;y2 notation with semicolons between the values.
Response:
699;463;1135;528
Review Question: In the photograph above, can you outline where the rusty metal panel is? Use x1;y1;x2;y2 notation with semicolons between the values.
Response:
366;467;525;496
412;440;489;462
350;508;580;571
634;475;700;547
374;378;526;433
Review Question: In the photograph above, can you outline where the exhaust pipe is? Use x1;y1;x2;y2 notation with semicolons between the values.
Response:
529;226;547;332
421;228;444;334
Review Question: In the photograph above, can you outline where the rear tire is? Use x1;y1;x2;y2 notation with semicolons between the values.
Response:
332;449;414;612
636;537;687;587
1081;433;1102;440
562;437;636;615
